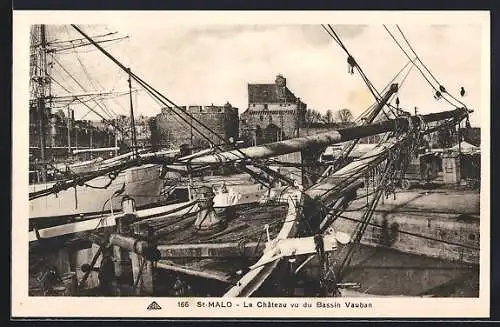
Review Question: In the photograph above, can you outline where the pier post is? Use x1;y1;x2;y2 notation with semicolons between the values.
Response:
142;261;154;295
113;246;124;281
114;196;137;281
74;243;102;290
130;252;154;295
114;197;157;296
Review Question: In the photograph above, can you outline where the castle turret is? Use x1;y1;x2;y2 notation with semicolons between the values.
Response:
275;74;286;87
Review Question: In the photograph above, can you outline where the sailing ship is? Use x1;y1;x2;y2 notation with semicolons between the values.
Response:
28;24;480;298
29;25;169;218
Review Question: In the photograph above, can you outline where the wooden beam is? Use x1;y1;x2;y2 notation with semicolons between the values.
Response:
183;108;468;166
157;241;264;259
29;201;197;242
156;261;232;283
223;189;301;297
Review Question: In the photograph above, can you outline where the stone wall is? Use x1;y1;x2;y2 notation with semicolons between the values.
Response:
154;104;239;149
240;108;300;145
333;211;479;264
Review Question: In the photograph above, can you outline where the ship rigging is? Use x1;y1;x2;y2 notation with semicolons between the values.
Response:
29;24;137;184
28;23;478;298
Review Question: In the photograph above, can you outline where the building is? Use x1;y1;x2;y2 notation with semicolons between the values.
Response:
239;74;307;145
460;127;480;147
153;102;239;150
107;114;153;149
29;106;117;161
134;115;152;148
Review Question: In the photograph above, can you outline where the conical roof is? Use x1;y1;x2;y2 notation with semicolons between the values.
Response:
451;141;480;153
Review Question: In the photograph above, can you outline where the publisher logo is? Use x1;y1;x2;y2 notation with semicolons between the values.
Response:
147;301;162;310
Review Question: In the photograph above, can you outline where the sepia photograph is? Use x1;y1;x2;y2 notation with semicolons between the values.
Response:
12;11;490;318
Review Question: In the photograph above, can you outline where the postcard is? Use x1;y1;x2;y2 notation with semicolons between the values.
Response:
12;10;490;318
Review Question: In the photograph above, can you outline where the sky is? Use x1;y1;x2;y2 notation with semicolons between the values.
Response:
45;23;483;126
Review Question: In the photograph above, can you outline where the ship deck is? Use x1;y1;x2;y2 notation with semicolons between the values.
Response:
29;183;480;297
149;203;288;245
29;200;291;296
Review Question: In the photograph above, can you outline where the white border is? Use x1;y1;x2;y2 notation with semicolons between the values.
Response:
12;10;491;318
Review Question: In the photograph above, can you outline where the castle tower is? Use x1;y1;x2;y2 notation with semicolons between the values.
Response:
275;74;286;87
242;74;307;145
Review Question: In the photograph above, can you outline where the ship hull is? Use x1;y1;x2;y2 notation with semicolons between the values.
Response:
29;164;164;218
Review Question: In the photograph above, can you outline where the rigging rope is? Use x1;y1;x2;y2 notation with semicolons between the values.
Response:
394;25;468;109
64;25;120;119
325;129;421;287
382;25;463;110
46;71;126;134
70;25;312;194
336;159;394;281
29;155;172;200
323;24;416;123
52;56;115;120
65;26;245;176
48;32;118;46
71;25;235;151
64;24;132;120
316;26;415;180
322;24;385;107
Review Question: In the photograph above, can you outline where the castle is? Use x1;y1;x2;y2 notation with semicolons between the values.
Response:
239;74;307;145
152;102;239;149
152;74;309;150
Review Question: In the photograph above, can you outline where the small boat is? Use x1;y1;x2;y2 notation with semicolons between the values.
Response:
29;163;165;219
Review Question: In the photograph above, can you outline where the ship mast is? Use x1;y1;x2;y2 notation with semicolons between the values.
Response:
31;24;52;183
127;69;138;157
29;25;131;167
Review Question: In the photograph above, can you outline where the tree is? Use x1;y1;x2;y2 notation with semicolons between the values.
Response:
304;108;323;126
335;108;354;123
114;115;130;140
323;109;334;124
